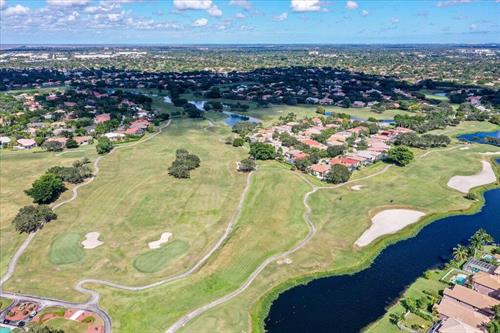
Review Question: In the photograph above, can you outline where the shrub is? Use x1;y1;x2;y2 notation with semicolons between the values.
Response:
232;138;244;147
168;149;201;178
42;141;64;152
249;142;276;160
66;138;79;149
238;159;256;172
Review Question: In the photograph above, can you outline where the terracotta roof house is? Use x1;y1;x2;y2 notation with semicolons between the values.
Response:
435;317;483;333
16;138;37;149
94;113;111;124
443;284;499;316
472;272;500;300
64;101;77;108
436;298;490;331
46;137;68;147
309;164;331;178
74;136;93;145
330;157;360;171
300;138;327;150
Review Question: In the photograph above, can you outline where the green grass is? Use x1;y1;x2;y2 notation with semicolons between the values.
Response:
0;147;97;277
0;297;13;311
1;118;498;333
3;117;248;301
133;240;189;273
38;317;89;333
49;233;85;265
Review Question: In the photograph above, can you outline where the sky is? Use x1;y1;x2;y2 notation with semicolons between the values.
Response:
0;0;499;45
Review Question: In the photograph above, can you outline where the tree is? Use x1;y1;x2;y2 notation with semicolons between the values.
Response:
469;228;494;255
249;142;276;160
25;173;66;204
325;164;351;184
452;244;469;262
66;138;79;149
168;149;201;178
232;138;244;147
12;205;57;234
238;159;256;172
387;146;414;166
42;141;64;152
326;145;345;158
96;137;113;154
168;163;190;178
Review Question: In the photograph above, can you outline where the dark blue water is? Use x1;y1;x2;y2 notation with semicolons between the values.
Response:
222;111;261;127
457;130;500;146
265;189;500;333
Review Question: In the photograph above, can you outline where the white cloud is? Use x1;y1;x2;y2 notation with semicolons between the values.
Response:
192;17;208;26
0;0;5;9
4;4;30;16
235;12;245;19
173;0;212;10
345;1;358;10
469;23;478;30
229;0;252;10
291;0;322;12
207;4;222;16
273;12;288;21
67;10;79;21
361;9;368;16
436;0;472;7
390;17;400;24
46;0;90;7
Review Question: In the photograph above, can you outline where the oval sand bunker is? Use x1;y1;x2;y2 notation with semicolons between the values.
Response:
81;232;103;249
355;209;425;247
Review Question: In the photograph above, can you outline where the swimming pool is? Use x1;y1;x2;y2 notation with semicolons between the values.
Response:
0;327;11;333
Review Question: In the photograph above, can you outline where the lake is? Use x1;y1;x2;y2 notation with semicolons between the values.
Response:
457;130;500;146
222;111;261;127
265;189;500;333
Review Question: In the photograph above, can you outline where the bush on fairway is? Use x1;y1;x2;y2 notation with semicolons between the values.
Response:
325;164;351;184
133;240;189;273
168;149;201;178
12;205;57;234
387;146;414;166
238;159;256;172
96;137;113;154
249;142;276;160
25;173;66;204
49;233;85;265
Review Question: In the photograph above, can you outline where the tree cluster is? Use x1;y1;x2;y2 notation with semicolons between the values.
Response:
394;133;451;149
12;205;57;234
168;149;201;178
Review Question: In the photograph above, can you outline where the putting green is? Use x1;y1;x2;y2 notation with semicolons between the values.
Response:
49;232;85;265
133;240;189;273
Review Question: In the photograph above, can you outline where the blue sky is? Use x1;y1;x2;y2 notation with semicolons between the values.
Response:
1;0;499;44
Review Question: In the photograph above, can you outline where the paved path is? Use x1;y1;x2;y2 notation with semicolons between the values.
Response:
0;120;171;332
164;164;393;333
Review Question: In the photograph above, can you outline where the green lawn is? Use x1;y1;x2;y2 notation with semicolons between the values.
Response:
49;233;85;265
1;117;498;333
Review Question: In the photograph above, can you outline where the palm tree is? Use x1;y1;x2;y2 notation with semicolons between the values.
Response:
469;229;495;256
453;244;469;262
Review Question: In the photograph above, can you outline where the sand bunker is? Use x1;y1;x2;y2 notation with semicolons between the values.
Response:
481;152;500;155
355;209;426;247
148;232;173;249
351;185;364;191
81;232;103;249
276;258;293;265
447;161;497;193
459;147;470;150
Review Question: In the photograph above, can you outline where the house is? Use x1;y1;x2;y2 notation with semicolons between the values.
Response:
309;164;331;179
0;136;11;148
74;136;93;145
472;272;500;300
64;101;77;108
104;132;125;142
352;101;366;108
330;157;360;171
16;138;37;150
443;284;499;316
464;258;497;274
300;138;327;150
45;137;68;147
433;317;483;333
94;113;111;124
286;149;309;163
436;298;490;331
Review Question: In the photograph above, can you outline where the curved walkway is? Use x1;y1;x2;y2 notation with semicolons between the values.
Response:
164;164;393;333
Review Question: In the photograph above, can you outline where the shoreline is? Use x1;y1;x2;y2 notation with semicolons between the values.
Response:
252;156;499;333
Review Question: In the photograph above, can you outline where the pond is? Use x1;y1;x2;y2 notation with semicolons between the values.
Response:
265;189;500;333
222;111;261;127
457;130;500;146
